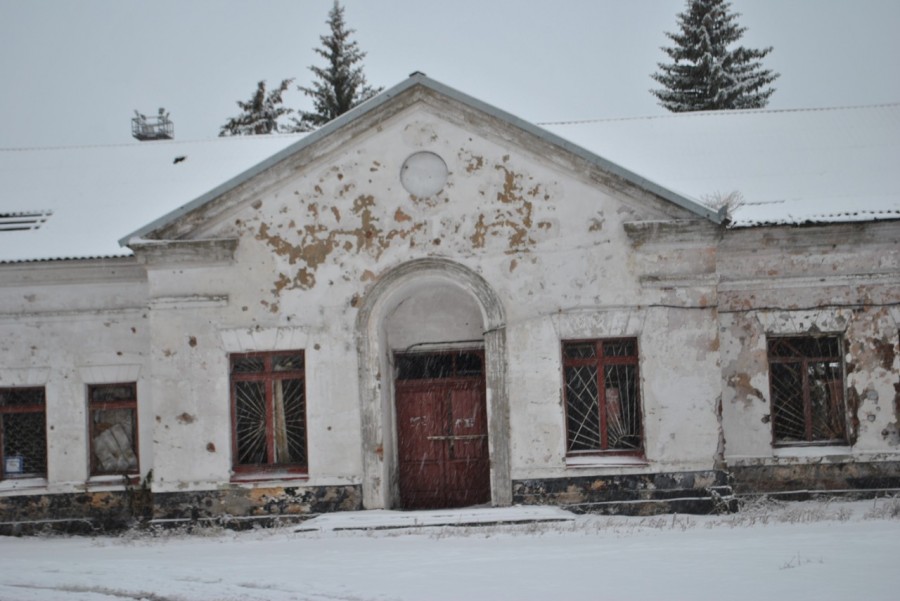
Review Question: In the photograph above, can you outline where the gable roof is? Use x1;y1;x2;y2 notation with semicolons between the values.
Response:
1;74;896;263
121;73;722;245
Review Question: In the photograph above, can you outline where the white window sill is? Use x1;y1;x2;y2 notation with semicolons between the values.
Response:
566;455;649;468
85;474;138;489
230;470;309;485
773;446;852;458
0;477;47;493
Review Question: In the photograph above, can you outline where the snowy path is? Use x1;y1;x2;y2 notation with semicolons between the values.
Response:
0;499;897;601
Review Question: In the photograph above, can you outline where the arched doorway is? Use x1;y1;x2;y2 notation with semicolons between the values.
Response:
355;259;510;510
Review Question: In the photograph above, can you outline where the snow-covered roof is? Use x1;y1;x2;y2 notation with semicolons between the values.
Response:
0;135;303;262
120;74;722;245
543;103;900;227
0;76;897;263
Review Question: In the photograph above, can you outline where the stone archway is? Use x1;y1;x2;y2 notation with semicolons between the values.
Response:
355;258;510;509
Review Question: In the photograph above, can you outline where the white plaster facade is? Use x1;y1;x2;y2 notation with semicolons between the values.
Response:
0;76;897;526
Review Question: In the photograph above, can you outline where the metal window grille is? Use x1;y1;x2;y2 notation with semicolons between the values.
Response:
231;351;307;471
768;336;847;445
0;387;47;479
395;351;484;381
89;383;139;475
563;339;642;454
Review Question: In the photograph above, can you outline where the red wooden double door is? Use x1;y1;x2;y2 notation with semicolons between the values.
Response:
395;351;491;509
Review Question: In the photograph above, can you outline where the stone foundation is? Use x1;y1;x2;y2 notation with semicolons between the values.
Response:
0;484;362;535
730;460;900;500
512;470;736;515
152;484;362;524
0;489;133;534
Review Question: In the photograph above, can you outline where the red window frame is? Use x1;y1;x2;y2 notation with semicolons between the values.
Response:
767;335;847;446
230;351;308;474
0;387;47;479
88;383;139;476
562;338;643;456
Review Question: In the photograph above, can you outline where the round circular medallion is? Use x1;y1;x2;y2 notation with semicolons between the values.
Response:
400;152;448;198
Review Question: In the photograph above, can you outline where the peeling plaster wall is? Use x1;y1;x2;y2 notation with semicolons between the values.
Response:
718;223;900;489
0;261;151;500
144;102;724;503
144;261;364;494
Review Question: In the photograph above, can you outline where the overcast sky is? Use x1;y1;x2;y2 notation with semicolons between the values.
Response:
1;0;898;148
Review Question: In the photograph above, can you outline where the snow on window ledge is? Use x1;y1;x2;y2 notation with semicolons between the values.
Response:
230;470;309;485
85;474;139;489
0;477;47;494
565;455;649;468
773;445;852;458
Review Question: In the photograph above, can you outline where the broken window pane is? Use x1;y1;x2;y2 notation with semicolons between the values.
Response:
89;383;138;475
768;335;846;445
92;409;138;473
0;387;46;479
563;339;642;454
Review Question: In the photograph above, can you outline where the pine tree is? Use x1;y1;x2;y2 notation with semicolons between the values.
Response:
220;79;294;136
651;0;779;112
292;1;382;132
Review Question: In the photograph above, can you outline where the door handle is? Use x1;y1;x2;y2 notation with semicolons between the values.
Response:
426;435;487;441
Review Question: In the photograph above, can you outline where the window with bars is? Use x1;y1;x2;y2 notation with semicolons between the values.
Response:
562;338;642;455
768;336;847;446
0;387;47;479
230;351;307;472
89;383;139;476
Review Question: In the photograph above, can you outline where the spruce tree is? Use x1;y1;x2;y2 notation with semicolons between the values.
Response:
651;0;779;112
220;79;294;136
292;1;382;132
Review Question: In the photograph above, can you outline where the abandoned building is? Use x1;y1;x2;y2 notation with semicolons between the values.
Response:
1;74;898;530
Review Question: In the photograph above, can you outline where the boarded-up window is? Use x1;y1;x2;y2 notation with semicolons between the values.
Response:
563;339;642;454
230;351;307;472
89;383;139;475
768;336;847;445
0;387;46;479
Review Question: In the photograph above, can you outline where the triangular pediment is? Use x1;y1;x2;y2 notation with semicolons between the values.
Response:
121;74;721;249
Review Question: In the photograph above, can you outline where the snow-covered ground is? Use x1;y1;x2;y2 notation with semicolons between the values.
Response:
0;498;897;601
